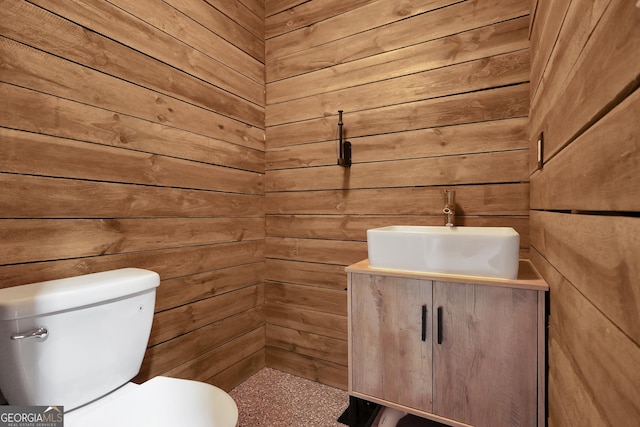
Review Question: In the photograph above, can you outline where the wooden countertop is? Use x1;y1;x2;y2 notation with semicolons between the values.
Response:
346;259;549;291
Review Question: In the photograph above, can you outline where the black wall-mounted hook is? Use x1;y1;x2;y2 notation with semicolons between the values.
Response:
337;110;352;167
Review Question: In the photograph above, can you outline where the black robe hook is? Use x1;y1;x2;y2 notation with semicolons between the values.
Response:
337;110;352;167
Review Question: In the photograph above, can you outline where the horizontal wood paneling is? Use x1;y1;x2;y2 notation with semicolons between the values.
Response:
0;174;263;219
530;87;640;212
139;307;264;379
266;83;529;147
0;218;263;265
266;237;367;265
267;49;529;126
266;184;529;215
266;346;348;390
0;239;264;289
165;327;266;382
266;259;347;290
530;250;640;426
1;0;265;392
212;349;266;392
2;1;263;126
266;117;527;169
266;150;528;191
530;211;640;348
265;303;348;340
266;0;307;17
266;282;347;315
266;324;348;366
529;0;640;169
1;128;262;194
27;0;264;102
265;0;375;39
267;0;528;81
266;215;530;250
267;0;461;59
267;17;530;105
529;0;640;425
264;0;532;387
149;286;264;345
156;263;265;312
148;0;264;64
0;37;262;149
0;84;264;173
206;0;264;40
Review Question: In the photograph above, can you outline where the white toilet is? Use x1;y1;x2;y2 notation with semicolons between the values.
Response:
0;268;238;427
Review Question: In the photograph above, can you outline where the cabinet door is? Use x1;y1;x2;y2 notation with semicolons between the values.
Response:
350;274;433;412
432;281;538;427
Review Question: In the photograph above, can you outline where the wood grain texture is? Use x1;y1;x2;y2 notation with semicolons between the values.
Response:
0;128;263;194
432;281;538;427
265;303;347;340
0;218;263;265
162;0;265;64
530;87;640;212
156;263;264;312
265;0;376;39
0;37;263;149
350;274;433;411
266;83;529;147
266;150;528;191
266;281;347;315
210;349;266;392
266;184;529;215
27;0;265;103
139;307;264;380
265;346;348;390
0;84;264;171
266;324;348;366
348;270;544;426
529;0;640;167
266;0;528;81
530;211;640;346
2;0;263;126
1;0;266;390
529;0;640;425
0;174;263;219
264;0;531;386
266;215;530;249
530;250;640;426
266;0;460;59
267;50;529;126
267;17;530;105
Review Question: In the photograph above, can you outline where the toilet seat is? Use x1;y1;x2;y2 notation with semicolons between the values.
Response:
64;376;238;427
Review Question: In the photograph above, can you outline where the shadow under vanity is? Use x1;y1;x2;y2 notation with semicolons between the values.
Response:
346;260;549;427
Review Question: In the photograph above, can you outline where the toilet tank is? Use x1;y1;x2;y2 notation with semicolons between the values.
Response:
0;268;160;411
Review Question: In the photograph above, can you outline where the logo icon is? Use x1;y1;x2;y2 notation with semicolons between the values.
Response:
0;405;64;427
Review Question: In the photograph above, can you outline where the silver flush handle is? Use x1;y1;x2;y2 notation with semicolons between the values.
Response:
10;327;49;340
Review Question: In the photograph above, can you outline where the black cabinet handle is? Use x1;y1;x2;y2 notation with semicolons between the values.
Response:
421;305;427;341
437;306;443;344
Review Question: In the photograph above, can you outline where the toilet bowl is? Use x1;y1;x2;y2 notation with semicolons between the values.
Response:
65;377;237;427
0;269;238;427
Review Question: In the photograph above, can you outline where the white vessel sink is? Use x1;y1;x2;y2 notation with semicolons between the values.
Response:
367;226;520;279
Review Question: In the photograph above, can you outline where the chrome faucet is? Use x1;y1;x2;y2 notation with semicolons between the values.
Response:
443;190;455;227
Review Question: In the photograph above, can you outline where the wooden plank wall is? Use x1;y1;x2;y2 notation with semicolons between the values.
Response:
529;0;640;425
0;0;266;392
264;0;531;389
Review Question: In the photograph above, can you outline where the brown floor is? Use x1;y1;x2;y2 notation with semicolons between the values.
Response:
229;368;349;427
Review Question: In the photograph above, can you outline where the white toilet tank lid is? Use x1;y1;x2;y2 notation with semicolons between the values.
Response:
0;268;160;320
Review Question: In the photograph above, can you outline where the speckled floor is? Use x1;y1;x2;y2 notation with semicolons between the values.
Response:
229;368;349;427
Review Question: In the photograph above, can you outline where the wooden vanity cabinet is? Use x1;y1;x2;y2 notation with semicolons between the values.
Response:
347;261;548;427
350;274;434;411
